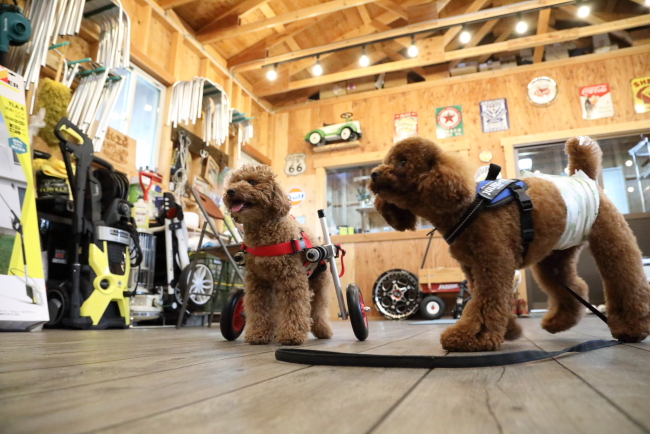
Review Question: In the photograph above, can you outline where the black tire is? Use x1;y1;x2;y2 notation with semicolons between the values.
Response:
348;131;359;141
420;295;446;320
372;269;420;319
45;287;68;327
220;289;246;341
346;283;369;341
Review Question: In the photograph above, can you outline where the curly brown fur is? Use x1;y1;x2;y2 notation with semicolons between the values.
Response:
223;165;332;345
370;136;650;351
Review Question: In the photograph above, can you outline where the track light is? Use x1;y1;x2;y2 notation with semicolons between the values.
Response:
515;13;527;34
313;56;323;76
266;64;277;81
407;36;418;57
577;2;590;17
459;27;471;44
646;0;650;6
359;46;369;67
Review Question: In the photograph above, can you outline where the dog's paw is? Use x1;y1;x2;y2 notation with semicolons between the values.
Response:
440;324;504;352
608;312;650;343
505;316;522;341
311;320;333;339
244;330;273;345
277;335;308;346
541;309;582;334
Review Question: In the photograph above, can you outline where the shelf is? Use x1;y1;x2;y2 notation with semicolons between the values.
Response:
312;141;361;153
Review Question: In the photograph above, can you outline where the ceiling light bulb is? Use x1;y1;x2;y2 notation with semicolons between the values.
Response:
312;60;323;76
577;4;590;17
408;42;418;58
628;186;635;193
266;67;277;81
516;20;527;34
359;54;369;67
626;160;633;167
646;0;650;6
460;30;471;44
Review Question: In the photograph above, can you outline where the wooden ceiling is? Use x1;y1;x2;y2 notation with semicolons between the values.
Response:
159;0;650;106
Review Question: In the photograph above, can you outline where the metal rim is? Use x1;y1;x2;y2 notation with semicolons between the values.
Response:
175;263;214;306
372;269;420;319
232;295;245;332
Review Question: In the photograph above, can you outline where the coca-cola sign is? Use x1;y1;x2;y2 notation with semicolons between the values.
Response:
579;83;613;120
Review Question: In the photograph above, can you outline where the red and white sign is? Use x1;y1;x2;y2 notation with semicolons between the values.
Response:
579;83;614;120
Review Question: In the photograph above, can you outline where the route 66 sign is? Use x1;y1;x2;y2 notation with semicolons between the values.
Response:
285;153;306;176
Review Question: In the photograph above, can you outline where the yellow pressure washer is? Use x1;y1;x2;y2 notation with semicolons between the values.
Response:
38;118;141;329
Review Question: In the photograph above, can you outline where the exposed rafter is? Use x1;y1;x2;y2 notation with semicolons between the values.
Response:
157;0;194;9
376;0;409;20
533;8;551;63
197;0;272;35
198;0;386;44
449;19;498;68
558;5;633;45
253;14;650;96
232;0;575;73
443;0;491;47
476;26;512;64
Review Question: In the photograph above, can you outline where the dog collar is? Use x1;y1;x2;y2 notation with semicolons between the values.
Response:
240;231;314;257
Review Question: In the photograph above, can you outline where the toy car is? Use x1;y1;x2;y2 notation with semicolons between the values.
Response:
304;112;362;146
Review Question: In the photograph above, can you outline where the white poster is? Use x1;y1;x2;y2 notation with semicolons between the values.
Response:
580;84;614;120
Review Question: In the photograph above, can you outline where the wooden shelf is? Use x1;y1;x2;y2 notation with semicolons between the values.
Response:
312;141;361;153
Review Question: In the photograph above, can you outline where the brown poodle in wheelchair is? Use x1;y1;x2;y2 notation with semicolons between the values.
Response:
369;136;650;352
223;165;332;345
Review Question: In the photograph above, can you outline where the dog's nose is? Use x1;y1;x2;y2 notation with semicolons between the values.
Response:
227;189;236;197
371;171;380;181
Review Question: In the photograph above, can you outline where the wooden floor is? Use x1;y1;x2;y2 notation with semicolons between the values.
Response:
1;315;649;434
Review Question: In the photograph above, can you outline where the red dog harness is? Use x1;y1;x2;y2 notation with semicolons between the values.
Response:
240;231;313;256
239;231;346;278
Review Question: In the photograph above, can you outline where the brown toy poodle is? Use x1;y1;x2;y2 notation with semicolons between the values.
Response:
223;165;333;345
369;136;650;352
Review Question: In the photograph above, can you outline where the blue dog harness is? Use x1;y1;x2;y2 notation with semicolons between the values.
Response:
443;164;535;259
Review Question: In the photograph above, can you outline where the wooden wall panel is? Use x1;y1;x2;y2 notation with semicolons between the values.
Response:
178;43;202;81
147;18;173;68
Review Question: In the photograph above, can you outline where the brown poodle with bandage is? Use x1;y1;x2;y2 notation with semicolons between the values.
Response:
369;136;650;352
223;165;332;345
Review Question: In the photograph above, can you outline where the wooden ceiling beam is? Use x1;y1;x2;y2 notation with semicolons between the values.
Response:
197;0;272;35
357;5;373;25
448;19;498;68
254;14;650;96
533;8;551;63
443;0;492;48
233;0;575;73
198;0;386;44
376;0;409;20
157;0;194;9
558;5;633;45
476;26;512;63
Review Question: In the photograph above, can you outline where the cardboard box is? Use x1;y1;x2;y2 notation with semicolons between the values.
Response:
383;71;407;89
479;60;501;72
320;82;347;99
345;76;376;94
450;61;478;76
0;68;50;330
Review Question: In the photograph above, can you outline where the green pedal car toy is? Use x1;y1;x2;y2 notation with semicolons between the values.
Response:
304;112;362;146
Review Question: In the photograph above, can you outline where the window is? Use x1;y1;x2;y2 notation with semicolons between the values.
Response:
516;134;650;214
326;164;430;235
107;66;166;171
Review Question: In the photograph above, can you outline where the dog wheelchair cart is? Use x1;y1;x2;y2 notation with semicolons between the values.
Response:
220;209;370;341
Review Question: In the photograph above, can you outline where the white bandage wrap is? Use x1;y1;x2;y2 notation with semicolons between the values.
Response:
522;170;600;250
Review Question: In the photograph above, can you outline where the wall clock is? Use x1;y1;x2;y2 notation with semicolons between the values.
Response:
527;77;558;105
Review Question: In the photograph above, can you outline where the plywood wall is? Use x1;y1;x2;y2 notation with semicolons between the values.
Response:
269;47;650;318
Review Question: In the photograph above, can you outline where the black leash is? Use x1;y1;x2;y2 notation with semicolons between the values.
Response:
275;340;619;369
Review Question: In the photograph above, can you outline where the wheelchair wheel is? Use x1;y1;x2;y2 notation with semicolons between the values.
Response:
346;283;369;341
220;289;245;341
175;262;214;311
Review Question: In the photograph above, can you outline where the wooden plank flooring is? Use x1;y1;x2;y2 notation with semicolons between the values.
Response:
1;316;649;434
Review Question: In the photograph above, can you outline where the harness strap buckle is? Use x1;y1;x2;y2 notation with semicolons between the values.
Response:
522;228;535;243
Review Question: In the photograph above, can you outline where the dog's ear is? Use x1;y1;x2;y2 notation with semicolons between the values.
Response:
374;196;416;231
418;156;472;205
271;182;291;217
